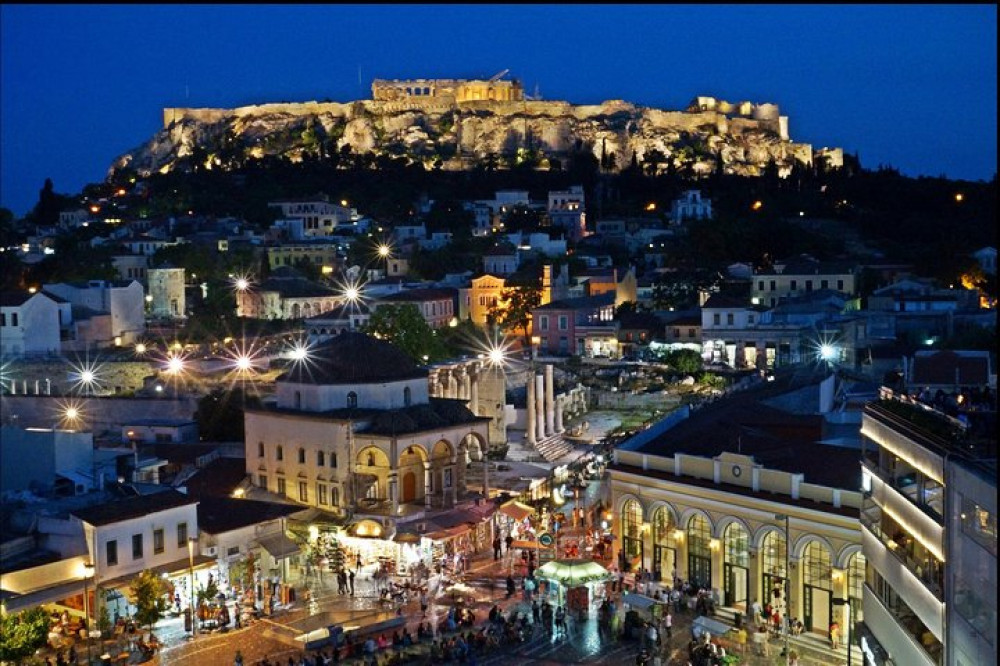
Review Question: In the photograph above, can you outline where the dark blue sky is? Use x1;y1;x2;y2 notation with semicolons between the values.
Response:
1;4;996;216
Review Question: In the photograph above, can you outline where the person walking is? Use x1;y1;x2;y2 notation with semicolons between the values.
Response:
661;610;672;641
830;621;841;649
493;536;501;560
348;570;356;596
504;533;514;555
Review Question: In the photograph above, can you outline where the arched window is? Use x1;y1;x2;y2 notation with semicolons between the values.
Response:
276;445;283;462
847;552;866;623
687;514;712;588
803;541;832;589
347;391;358;409
652;507;676;582
724;522;750;608
298;448;305;464
403;387;412;407
622;499;643;570
761;530;787;608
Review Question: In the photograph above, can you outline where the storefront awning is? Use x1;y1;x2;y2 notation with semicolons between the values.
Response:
0;580;89;614
511;539;551;550
623;593;663;613
499;500;534;522
257;533;301;560
425;524;471;542
98;554;216;592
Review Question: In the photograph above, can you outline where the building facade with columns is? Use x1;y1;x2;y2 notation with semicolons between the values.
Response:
244;333;491;537
428;358;506;452
608;373;865;637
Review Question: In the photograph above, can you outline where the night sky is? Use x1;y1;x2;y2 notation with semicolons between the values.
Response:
1;4;996;217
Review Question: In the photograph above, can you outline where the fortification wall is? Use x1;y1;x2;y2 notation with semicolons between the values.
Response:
164;100;358;128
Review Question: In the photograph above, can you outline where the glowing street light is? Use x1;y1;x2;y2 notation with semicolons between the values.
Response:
290;344;310;362
819;344;838;362
377;244;392;259
166;355;186;375
235;278;250;292
135;343;147;355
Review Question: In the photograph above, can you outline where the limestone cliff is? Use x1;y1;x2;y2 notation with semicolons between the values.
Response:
110;97;827;179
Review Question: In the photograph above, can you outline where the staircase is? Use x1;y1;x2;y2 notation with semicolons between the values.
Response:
533;433;577;462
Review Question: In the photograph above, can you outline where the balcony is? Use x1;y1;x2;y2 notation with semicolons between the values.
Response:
861;501;944;601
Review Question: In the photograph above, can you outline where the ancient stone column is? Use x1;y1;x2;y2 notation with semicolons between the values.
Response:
555;395;564;433
535;374;546;442
460;369;471;401
526;376;537;446
469;367;479;414
423;463;433;508
544;365;555;436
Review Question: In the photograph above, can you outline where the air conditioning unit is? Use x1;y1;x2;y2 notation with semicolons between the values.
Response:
203;546;217;557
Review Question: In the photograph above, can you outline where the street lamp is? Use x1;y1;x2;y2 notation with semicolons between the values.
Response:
188;536;198;638
833;597;853;666
82;561;95;664
774;513;791;666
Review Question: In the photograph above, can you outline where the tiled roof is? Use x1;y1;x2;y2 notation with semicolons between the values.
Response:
534;293;614;312
197;496;301;534
277;332;427;385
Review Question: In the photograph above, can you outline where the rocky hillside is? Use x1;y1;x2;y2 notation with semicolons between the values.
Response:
110;98;827;179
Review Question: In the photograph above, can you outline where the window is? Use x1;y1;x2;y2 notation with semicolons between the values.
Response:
153;528;164;555
132;534;143;560
258;474;267;490
558;315;568;330
713;313;721;326
837;279;844;290
294;391;301;409
688;329;696;339
726;313;734;326
805;280;813;292
758;281;764;291
317;483;328;505
673;328;680;338
404;387;412;406
347;392;358;409
330;453;338;469
540;316;549;331
177;522;188;547
0;313;5;326
821;280;829;289
770;281;776;291
317;451;325;466
298;481;308;502
748;314;755;324
277;477;287;495
258;441;264;458
298;448;306;464
790;280;797;291
276;445;283;462
332;486;340;507
106;540;118;566
227;546;240;557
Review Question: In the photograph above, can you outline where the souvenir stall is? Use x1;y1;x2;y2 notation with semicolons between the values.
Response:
535;559;611;619
338;520;401;573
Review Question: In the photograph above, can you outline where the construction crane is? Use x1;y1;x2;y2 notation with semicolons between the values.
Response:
487;69;510;83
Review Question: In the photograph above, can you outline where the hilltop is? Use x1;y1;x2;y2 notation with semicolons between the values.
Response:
110;77;841;179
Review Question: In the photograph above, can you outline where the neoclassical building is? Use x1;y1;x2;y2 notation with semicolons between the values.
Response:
609;376;866;637
244;333;491;536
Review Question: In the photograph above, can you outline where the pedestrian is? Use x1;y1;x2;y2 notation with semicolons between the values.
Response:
349;570;356;596
830;621;841;649
234;604;242;629
505;533;513;554
506;575;515;599
492;536;501;560
662;610;672;640
234;650;244;666
532;599;540;624
420;591;428;617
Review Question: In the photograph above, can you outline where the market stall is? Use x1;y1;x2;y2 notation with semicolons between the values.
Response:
534;558;611;619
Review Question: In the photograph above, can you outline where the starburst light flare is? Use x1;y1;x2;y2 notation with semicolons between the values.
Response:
68;355;107;396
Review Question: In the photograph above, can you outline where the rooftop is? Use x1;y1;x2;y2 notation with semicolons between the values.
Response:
534;293;615;312
71;489;196;526
197;496;301;534
277;332;427;385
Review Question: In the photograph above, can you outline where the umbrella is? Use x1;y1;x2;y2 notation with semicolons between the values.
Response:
534;559;611;586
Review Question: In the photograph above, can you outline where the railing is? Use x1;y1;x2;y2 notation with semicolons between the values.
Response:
860;504;944;600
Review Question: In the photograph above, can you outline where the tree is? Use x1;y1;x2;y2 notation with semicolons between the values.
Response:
194;387;261;442
130;569;171;631
362;303;447;363
491;284;542;345
0;607;50;662
663;349;703;374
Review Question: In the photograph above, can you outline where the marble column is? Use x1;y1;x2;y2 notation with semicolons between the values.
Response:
535;374;546;442
460;369;471;401
544;365;555;436
469;368;479;414
554;396;564;433
526;377;537;446
424;464;433;508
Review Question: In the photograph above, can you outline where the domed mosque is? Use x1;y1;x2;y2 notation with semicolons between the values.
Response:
244;332;491;538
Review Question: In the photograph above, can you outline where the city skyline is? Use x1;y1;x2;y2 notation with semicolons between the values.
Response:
1;3;997;216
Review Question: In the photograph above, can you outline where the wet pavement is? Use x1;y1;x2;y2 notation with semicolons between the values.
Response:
128;549;855;666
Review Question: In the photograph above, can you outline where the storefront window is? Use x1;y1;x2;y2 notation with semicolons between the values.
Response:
622;499;643;569
687;514;712;588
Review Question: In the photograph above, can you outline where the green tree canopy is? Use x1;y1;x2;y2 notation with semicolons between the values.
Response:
0;607;50;662
490;283;542;344
130;569;171;630
362;303;448;363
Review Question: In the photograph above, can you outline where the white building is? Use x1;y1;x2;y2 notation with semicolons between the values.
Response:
268;196;358;237
147;266;186;320
0;291;62;358
669;190;713;224
0;426;94;494
43;280;146;346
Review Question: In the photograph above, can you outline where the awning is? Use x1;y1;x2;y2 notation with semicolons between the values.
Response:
499;500;534;521
511;539;551;550
425;525;471;542
623;593;663;612
98;554;216;592
393;532;422;544
692;615;734;639
257;533;301;559
0;580;89;614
